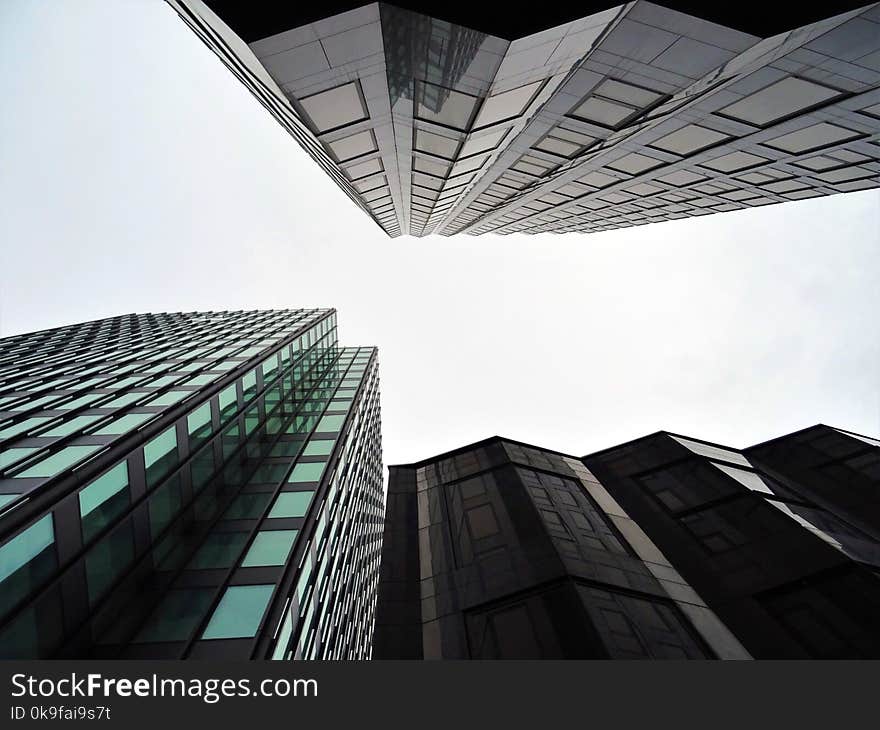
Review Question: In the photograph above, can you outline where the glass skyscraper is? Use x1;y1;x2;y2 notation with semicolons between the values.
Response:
167;1;880;237
0;309;383;659
375;427;880;658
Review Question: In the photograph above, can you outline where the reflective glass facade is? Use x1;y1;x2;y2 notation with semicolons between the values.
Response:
376;427;880;658
168;1;880;237
0;309;383;659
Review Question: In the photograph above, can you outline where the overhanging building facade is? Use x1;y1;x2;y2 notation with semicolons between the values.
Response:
0;309;383;659
168;1;880;237
374;426;880;658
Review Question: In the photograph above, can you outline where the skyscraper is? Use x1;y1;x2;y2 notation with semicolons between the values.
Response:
374;428;880;658
167;1;880;237
0;309;383;660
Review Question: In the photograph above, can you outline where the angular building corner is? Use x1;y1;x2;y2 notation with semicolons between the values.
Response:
167;1;880;237
374;427;880;658
0;309;384;659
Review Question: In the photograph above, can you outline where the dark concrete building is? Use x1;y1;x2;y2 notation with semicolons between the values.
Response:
167;1;880;237
0;309;383;659
374;427;880;659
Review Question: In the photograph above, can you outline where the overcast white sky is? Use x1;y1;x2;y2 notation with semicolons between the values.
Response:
1;0;878;466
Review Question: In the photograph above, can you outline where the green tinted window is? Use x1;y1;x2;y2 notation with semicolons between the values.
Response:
91;412;154;436
15;445;102;479
0;514;56;616
40;415;103;437
79;462;130;542
183;373;216;387
202;584;274;639
269;491;315;518
288;461;325;483
0;448;38;471
0;494;20;509
187;402;212;447
146;390;188;407
144;427;178;487
134;588;214;643
85;520;134;604
303;439;335;456
0;417;51;440
242;371;257;398
224;492;271;520
56;393;105;410
316;414;345;432
188;531;249;569
101;392;144;409
149;474;182;538
219;385;237;420
241;530;298;567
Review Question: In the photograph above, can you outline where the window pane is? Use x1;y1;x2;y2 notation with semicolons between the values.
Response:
40;415;104;437
303;439;335;456
317;414;345;432
91;412;154;436
79;462;130;542
188;531;249;569
144;427;178;487
85;519;134;604
14;445;102;479
241;530;299;567
0;514;56;616
134;588;214;643
187;402;212;448
269;491;315;519
224;492;272;520
288;461;325;483
202;584;274;639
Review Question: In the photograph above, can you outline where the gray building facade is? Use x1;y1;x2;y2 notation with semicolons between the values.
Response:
168;1;880;237
375;426;880;658
0;309;383;659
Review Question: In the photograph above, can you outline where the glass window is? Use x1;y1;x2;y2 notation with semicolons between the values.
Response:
651;124;729;155
224;492;272;520
14;444;102;479
414;129;460;159
269;491;315;519
242;371;257;399
101;392;144;409
56;393;103;410
303;439;335;456
84;519;134;604
0;494;20;509
327;129;377;162
201;584;275;639
719;77;841;126
0;514;56;616
188;531;249;569
571;96;634;127
0;448;38;471
299;81;368;133
145;390;188;407
218;384;237;420
144;427;178;487
288;461;325;483
317;414;345;432
701;150;768;172
763;122;861;154
149;474;182;538
416;81;480;130
91;412;154;436
187;402;212;448
79;462;130;542
0;417;52;440
241;529;299;567
473;80;543;128
134;587;214;643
